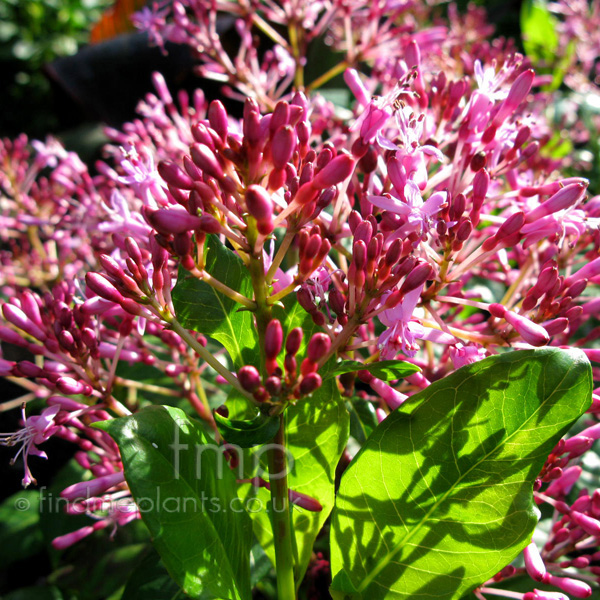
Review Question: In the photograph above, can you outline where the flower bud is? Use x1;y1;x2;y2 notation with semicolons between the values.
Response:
237;366;261;392
61;471;125;501
523;542;546;582
52;526;95;550
265;320;283;360
307;333;331;363
2;303;47;341
245;185;273;221
56;376;92;396
312;154;355;189
208;99;229;140
525;182;587;223
190;143;224;180
285;328;303;356
85;273;124;305
400;262;434;295
299;372;322;395
158;160;195;190
147;206;202;235
271;125;295;170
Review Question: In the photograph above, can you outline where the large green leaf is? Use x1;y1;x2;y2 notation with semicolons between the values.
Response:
172;235;257;368
0;490;43;567
96;406;253;600
330;348;592;600
521;0;559;65
239;378;349;585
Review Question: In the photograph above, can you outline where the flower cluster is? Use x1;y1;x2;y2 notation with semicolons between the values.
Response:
0;0;600;598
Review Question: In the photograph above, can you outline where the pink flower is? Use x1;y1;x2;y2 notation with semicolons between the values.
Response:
0;405;60;487
369;180;447;240
378;285;454;358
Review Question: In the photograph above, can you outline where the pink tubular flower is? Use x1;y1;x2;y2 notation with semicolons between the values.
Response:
369;180;447;240
378;285;454;358
0;405;60;487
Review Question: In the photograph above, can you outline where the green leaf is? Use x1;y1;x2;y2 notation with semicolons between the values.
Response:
521;0;559;64
0;490;43;567
347;398;378;445
323;360;420;382
122;548;191;600
214;410;280;448
172;235;258;368
95;405;253;600
330;348;592;600
239;379;350;584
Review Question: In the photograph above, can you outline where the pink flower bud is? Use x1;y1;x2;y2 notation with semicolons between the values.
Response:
343;68;370;106
237;365;261;392
56;376;92;396
472;168;489;204
265;320;283;360
312;154;355;189
289;488;322;512
307;333;331;363
370;378;407;410
525;590;569;600
85;273;124;305
492;305;548;346
543;318;568;336
16;360;43;377
270;101;290;131
52;525;95;550
571;511;600;537
20;291;42;326
271;125;296;170
354;220;373;244
543;573;592;598
61;471;125;501
152;71;172;105
564;257;600;287
2;303;47;341
299;372;322;395
546;465;582;496
578;422;600;440
285;328;303;356
245;185;273;221
0;325;29;346
158;160;195;190
47;396;88;412
148;206;202;235
0;358;15;376
208;100;229;140
523;542;546;582
400;262;434;295
190;143;224;180
353;240;367;269
525;183;587;223
295;181;319;205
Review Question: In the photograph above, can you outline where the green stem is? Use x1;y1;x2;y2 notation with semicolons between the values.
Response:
307;59;349;92
267;415;296;600
246;224;296;596
166;316;252;399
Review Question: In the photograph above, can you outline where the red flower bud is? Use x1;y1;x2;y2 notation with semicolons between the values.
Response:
307;333;331;363
265;320;283;360
237;365;261;392
299;372;322;395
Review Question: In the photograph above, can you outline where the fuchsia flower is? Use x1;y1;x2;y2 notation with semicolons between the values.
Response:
0;405;60;487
